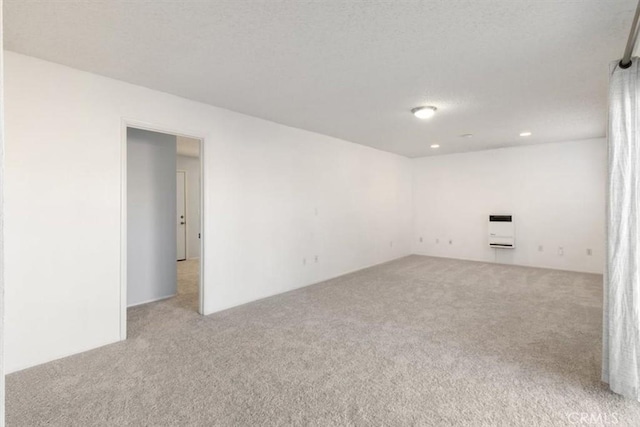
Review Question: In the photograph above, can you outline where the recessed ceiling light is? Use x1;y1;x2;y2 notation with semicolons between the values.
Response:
411;106;437;119
520;131;532;137
460;133;473;138
430;144;440;148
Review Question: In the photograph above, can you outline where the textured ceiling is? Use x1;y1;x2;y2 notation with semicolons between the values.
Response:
4;0;636;157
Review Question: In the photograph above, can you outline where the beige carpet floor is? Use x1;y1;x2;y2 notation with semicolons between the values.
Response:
6;256;640;426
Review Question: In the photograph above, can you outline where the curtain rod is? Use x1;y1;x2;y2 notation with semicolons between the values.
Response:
620;0;640;68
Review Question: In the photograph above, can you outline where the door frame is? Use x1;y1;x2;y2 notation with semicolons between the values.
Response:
176;169;188;261
120;118;206;340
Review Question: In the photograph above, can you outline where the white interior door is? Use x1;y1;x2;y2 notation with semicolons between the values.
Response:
176;171;187;261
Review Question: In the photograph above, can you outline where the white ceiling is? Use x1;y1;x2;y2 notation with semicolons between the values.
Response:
4;0;637;157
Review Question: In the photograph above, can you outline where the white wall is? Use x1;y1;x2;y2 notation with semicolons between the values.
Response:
3;51;412;373
3;49;606;375
127;128;177;306
177;154;201;259
412;139;606;274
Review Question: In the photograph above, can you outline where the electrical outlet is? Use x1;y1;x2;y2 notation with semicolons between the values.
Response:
558;247;564;256
587;248;592;256
315;255;319;263
449;239;453;245
538;245;543;252
419;236;423;243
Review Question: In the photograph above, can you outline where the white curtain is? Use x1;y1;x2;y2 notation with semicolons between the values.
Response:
603;58;640;400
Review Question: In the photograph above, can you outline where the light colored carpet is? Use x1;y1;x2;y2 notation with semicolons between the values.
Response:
6;255;640;426
176;258;200;311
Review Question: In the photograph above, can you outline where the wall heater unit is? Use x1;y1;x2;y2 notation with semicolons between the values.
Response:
489;215;515;249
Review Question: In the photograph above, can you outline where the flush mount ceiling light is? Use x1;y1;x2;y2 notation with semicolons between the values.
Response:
460;133;473;138
519;131;532;137
430;144;440;148
411;106;437;119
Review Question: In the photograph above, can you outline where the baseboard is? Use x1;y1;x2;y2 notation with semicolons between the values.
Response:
6;336;121;374
127;293;177;308
409;252;603;275
203;252;413;315
318;254;412;282
10;295;178;373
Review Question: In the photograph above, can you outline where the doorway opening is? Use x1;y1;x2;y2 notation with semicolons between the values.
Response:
121;123;204;340
175;136;202;313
